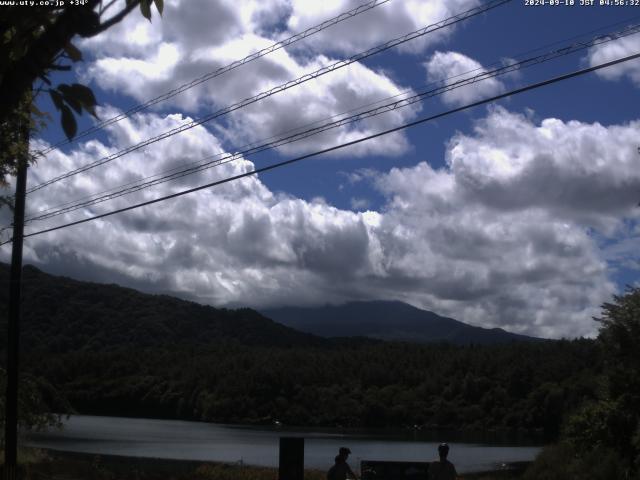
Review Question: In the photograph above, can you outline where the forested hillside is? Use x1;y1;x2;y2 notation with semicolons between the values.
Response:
0;264;602;436
0;264;323;350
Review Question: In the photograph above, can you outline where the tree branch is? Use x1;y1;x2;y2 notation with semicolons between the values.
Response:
0;0;142;123
100;0;119;16
88;0;141;37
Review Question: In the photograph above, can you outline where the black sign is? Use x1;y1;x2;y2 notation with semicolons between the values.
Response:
279;437;304;480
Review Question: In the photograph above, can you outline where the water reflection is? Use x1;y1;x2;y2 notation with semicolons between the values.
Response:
24;415;542;474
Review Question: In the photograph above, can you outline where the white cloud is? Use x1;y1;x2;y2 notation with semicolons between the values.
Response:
5;107;639;339
80;0;420;157
218;56;419;157
350;197;370;211
286;0;480;55
587;34;640;85
445;107;640;231
81;0;287;58
424;51;505;107
373;161;614;338
6;0;637;343
9;109;383;309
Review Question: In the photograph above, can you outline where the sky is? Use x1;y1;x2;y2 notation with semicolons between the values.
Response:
2;0;640;339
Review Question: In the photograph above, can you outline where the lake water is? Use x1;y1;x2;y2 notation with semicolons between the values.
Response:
24;415;542;474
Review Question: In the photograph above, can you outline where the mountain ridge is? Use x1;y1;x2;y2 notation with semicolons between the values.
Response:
0;263;542;349
262;300;544;345
0;263;324;351
0;264;593;434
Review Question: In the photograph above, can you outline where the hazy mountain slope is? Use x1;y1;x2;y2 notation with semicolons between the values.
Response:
262;300;543;345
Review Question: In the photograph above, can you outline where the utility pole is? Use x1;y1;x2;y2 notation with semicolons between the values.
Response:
4;122;28;480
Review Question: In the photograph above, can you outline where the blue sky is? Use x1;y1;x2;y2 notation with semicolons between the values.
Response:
3;0;640;338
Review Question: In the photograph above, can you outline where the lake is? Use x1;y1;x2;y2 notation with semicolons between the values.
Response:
24;415;542;474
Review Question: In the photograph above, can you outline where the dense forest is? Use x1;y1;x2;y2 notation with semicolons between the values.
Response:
24;338;601;435
0;264;602;438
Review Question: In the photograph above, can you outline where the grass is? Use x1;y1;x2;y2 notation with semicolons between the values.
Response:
0;448;524;480
0;447;49;465
1;449;326;480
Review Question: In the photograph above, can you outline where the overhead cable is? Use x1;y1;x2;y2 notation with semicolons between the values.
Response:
1;51;636;246
22;21;640;225
39;0;394;154
27;0;511;194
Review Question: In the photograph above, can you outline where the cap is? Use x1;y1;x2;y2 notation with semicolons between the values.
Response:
438;443;450;453
339;447;352;455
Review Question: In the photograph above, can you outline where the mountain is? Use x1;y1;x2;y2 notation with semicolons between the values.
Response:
262;300;543;345
0;264;541;353
0;264;595;433
0;263;324;351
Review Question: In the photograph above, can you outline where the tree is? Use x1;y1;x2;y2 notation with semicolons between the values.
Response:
0;0;164;461
0;367;71;442
597;287;640;470
563;287;640;477
0;0;164;185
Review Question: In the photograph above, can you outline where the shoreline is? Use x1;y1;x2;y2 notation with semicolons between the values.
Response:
12;448;528;479
24;414;542;473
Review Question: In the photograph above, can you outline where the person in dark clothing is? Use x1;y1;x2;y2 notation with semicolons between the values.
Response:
338;447;358;479
327;447;358;480
429;443;458;480
327;455;346;480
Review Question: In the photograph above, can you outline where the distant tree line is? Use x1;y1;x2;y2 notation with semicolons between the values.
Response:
22;339;599;438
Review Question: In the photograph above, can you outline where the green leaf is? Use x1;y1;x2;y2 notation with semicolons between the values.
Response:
56;83;98;118
69;83;97;108
64;95;83;115
154;0;163;15
57;83;72;96
60;105;77;140
69;83;99;118
63;42;82;62
140;0;152;20
57;84;82;114
49;89;64;110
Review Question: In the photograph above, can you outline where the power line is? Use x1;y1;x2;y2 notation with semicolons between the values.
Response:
21;21;640;225
26;0;511;195
39;0;393;155
2;51;637;247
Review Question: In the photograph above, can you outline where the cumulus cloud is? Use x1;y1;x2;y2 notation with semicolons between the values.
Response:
5;0;637;343
424;51;505;107
80;0;288;58
372;161;615;338
587;34;640;85
5;109;384;310
350;197;370;211
78;0;424;157
4;107;639;338
218;56;418;157
286;0;480;55
364;107;640;337
445;107;640;231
